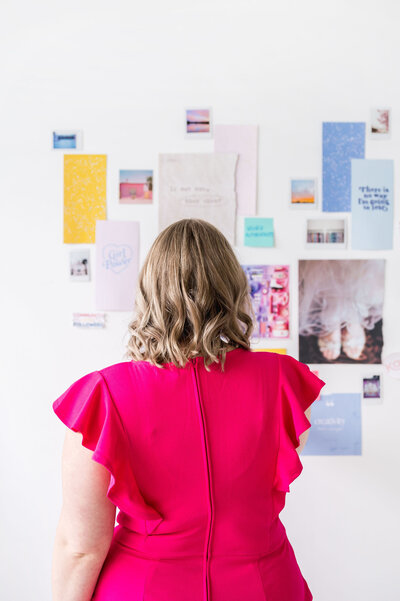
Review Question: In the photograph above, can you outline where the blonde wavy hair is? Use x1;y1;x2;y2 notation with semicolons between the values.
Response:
126;219;255;372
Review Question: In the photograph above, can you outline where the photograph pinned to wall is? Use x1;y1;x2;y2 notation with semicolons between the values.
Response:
119;170;153;204
370;108;391;138
64;154;107;243
185;107;212;138
244;217;274;247
362;375;381;401
301;393;362;456
214;124;258;215
53;130;83;150
290;178;317;209
322;122;365;212
95;220;140;311
69;249;90;281
72;313;106;328
241;265;290;339
299;259;385;364
351;159;394;250
306;218;346;248
159;153;238;245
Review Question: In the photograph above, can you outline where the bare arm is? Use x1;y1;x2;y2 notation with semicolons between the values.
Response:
296;405;312;454
52;429;116;601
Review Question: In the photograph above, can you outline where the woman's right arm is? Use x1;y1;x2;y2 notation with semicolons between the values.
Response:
297;406;312;454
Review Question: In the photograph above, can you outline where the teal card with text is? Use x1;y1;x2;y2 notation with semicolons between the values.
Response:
244;218;274;247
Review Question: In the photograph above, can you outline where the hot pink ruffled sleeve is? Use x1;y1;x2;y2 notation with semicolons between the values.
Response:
52;370;163;534
273;355;325;494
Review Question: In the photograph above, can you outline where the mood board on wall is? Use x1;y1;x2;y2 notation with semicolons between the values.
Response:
54;106;396;456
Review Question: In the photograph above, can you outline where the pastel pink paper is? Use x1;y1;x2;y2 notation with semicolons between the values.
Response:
95;220;140;311
214;125;258;216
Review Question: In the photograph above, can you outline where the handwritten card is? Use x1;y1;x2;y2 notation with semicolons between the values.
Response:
351;159;394;250
72;313;106;328
159;153;238;245
244;217;274;247
322;122;365;212
95;220;140;311
214;125;258;216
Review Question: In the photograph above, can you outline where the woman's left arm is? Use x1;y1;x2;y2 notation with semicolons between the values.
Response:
52;429;116;601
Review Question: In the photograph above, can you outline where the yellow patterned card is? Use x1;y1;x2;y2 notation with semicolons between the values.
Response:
64;154;107;243
252;348;287;354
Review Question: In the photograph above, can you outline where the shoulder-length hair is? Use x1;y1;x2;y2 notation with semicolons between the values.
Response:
126;219;255;372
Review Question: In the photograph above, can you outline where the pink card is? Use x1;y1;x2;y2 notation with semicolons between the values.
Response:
214;125;258;216
95;220;140;311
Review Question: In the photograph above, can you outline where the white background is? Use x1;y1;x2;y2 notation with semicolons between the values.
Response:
1;1;399;599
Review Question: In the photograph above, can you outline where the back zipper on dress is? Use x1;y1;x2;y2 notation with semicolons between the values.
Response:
190;357;214;601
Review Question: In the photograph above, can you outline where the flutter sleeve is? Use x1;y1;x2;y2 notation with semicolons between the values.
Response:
52;370;163;534
273;354;326;494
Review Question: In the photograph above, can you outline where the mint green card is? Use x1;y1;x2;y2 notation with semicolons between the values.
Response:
244;218;274;247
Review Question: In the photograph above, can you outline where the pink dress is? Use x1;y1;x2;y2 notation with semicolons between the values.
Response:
52;348;325;601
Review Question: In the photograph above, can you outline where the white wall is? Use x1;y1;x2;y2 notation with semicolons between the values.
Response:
1;0;399;599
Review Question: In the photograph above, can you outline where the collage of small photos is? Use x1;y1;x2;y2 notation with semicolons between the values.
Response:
54;106;399;456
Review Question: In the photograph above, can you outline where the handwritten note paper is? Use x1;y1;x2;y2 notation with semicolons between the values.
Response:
244;218;274;247
95;220;140;311
351;159;394;250
159;153;238;245
72;313;106;328
322;122;365;212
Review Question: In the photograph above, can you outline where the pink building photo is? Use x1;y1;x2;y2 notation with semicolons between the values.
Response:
119;170;153;204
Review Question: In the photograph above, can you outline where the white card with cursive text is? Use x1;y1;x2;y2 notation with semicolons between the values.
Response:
159;153;238;246
95;220;140;311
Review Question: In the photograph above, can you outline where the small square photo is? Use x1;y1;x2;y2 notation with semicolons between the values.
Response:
362;375;381;399
306;218;346;248
185;108;212;138
70;249;90;281
370;108;390;138
119;170;153;204
290;178;317;208
53;130;83;149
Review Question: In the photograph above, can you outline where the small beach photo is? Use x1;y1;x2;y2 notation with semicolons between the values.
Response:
53;130;83;149
185;108;212;138
290;178;317;208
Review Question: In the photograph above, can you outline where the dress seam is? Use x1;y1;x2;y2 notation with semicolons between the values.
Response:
191;358;214;601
